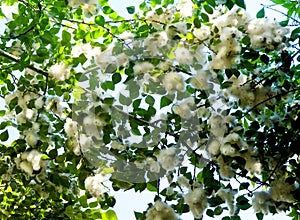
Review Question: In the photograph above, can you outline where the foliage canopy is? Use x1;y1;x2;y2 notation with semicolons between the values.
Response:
0;0;300;219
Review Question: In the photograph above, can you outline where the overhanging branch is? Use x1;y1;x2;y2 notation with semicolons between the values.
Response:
0;49;48;77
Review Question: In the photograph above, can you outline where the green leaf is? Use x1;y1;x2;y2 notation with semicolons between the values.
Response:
206;209;214;217
103;97;114;105
62;30;71;44
101;81;115;91
7;81;15;91
221;81;233;89
260;54;269;64
204;5;213;14
145;95;155;106
146;181;157;192
119;94;131;106
290;27;300;41
160;96;172;108
95;15;105;26
0;130;8;142
112;73;121;84
89;201;98;208
102;210;118;220
150;0;162;7
256;213;264;220
0;110;5;117
36;47;49;57
256;8;265;18
126;6;135;14
162;0;174;7
0;122;8;130
103;6;114;14
201;13;209;22
138;25;149;33
214;206;223;215
155;7;164;15
193;17;201;28
133;99;141;109
270;0;284;4
235;0;246;9
79;195;88;208
206;0;216;7
279;20;289;27
134;212;144;219
236;196;251;210
239;182;250;190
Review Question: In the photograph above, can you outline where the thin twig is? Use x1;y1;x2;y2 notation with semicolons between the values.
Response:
262;4;300;24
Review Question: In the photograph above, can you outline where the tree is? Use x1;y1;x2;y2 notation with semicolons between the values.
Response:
0;0;299;219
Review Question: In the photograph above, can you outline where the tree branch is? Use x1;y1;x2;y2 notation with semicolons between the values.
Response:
262;4;300;24
0;49;48;77
242;87;300;117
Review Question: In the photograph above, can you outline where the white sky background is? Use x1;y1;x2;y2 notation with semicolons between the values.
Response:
0;0;293;219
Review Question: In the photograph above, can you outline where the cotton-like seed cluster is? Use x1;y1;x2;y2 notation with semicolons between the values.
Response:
67;0;99;17
64;118;81;155
145;6;174;28
166;22;188;37
174;47;193;65
221;132;247;157
252;191;273;214
94;46;118;71
269;178;297;203
45;97;65;118
84;174;107;198
193;25;211;41
146;157;160;173
146;201;180;220
64;118;79;137
243;154;262;174
177;0;193;17
193;5;250;69
177;176;190;188
133;62;155;75
208;113;227;137
71;43;92;58
162;72;185;94
197;106;211;118
190;69;212;91
247;18;289;49
35;96;44;109
110;141;126;151
144;32;169;56
228;75;277;109
211;5;250;30
48;62;71;81
83;114;106;137
184;187;207;219
216;188;235;215
156;148;181;170
17;150;46;176
217;155;234;178
24;130;39;147
5;90;39;124
211;26;242;69
173;98;195;120
82;0;99;17
68;0;88;7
